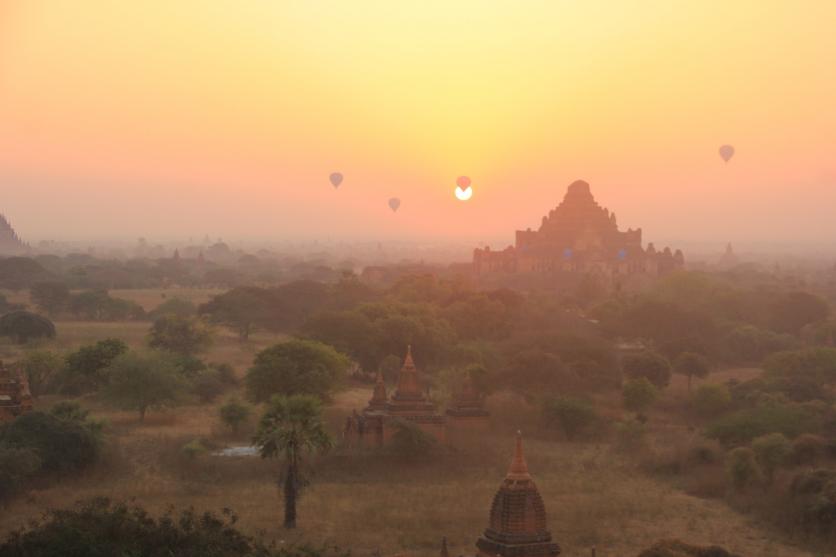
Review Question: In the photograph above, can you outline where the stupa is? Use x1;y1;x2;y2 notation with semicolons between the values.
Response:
476;433;561;557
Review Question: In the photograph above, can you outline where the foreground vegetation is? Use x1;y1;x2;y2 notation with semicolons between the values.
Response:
0;256;834;555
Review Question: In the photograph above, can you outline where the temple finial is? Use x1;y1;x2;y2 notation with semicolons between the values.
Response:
507;431;530;479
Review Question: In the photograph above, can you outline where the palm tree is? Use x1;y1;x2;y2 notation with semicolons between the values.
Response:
252;394;332;529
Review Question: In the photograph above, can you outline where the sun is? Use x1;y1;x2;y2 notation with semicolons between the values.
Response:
455;186;473;201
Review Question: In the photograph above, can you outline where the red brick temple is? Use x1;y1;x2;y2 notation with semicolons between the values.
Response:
345;347;489;448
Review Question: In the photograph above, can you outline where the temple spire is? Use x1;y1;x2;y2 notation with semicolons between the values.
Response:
440;537;449;557
507;431;531;480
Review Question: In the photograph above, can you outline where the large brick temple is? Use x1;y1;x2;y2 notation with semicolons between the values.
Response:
0;214;27;255
473;180;683;281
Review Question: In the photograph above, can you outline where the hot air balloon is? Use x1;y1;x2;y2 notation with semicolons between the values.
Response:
456;176;471;188
329;172;343;188
718;145;735;163
388;198;401;212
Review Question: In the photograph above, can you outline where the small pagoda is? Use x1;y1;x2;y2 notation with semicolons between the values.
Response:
446;373;490;433
476;433;561;557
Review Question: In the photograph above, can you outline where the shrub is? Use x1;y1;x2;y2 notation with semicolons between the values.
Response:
17;350;64;397
542;396;599;440
0;411;101;474
788;469;836;535
191;369;226;403
622;377;658;417
691;383;731;419
622;351;672;389
705;401;822;446
219;398;252;434
0;497;347;557
0;446;41;501
388;419;437;458
181;439;208;460
613;420;648;453
791;434;827;466
726;447;762;491
751;432;791;483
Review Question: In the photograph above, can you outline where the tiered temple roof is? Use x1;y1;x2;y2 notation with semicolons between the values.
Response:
366;370;388;413
0;214;27;255
477;433;561;557
386;346;441;421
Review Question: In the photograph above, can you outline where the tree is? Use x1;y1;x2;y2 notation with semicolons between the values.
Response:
0;257;53;290
219;398;252;434
29;281;71;316
622;351;672;389
673;352;711;392
148;315;213;355
769;291;829;334
690;383;731;419
751;432;791;484
0;446;41;501
199;287;273;340
763;347;836;387
622;377;658;417
61;338;128;394
17;350;64;397
542;396;599;440
252;395;332;529
102;351;188;422
147;297;197;320
0;311;56;344
245;340;349;403
726;447;762;491
68;290;145;321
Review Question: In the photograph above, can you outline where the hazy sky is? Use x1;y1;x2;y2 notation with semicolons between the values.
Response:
1;1;835;247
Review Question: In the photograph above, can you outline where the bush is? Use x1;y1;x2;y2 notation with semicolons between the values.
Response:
788;469;836;535
181;438;209;460
542;396;599;440
690;384;731;419
388;419;437;458
726;447;762;491
0;410;101;474
622;377;658;417
219;398;252;434
622;351;672;389
705;401;822;446
751;432;791;483
0;497;346;557
637;539;740;557
0;446;41;501
791;434;827;466
191;369;226;403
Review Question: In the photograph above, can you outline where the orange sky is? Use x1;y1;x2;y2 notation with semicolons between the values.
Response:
1;1;835;247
